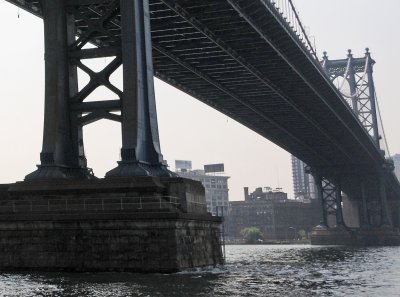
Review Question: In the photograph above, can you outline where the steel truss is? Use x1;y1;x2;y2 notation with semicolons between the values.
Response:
321;178;337;216
26;0;173;180
313;49;392;229
320;177;345;228
305;166;343;228
322;49;380;148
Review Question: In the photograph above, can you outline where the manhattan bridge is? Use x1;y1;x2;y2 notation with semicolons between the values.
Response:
0;0;399;271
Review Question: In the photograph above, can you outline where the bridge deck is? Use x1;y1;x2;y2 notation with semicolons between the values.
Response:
5;0;399;198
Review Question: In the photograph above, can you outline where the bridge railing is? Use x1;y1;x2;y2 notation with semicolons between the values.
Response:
267;0;318;60
0;196;184;213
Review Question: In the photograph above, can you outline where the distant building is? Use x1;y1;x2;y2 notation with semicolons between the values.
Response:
291;155;316;200
392;154;400;180
244;186;287;202
175;160;192;172
226;187;320;241
175;161;230;216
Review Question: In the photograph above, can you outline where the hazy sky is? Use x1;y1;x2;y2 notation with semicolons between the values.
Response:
0;0;399;201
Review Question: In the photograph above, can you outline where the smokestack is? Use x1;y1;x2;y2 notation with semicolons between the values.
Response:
244;187;249;201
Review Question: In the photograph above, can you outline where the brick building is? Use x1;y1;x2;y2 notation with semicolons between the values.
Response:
226;187;320;241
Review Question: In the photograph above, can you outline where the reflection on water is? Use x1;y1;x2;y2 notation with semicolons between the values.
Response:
1;245;400;296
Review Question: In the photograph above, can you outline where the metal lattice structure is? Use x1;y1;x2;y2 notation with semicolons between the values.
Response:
316;50;389;228
323;49;380;148
306;165;345;229
322;179;337;215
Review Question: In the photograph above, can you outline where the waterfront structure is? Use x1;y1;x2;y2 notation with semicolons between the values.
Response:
227;187;319;241
176;162;230;216
291;155;316;200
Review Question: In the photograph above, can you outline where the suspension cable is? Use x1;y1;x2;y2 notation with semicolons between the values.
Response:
339;56;368;100
375;89;392;159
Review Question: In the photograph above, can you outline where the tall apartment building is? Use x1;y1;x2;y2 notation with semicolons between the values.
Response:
291;155;316;200
392;154;400;180
175;161;230;216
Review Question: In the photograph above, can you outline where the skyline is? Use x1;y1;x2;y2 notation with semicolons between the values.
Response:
0;0;399;201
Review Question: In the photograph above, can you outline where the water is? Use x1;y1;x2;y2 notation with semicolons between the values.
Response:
1;245;400;296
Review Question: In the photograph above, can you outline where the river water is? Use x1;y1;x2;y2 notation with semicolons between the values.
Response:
0;244;399;296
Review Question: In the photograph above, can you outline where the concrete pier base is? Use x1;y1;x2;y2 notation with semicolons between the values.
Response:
310;227;400;246
0;177;223;272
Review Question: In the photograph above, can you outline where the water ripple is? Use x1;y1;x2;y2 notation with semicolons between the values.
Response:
0;245;400;296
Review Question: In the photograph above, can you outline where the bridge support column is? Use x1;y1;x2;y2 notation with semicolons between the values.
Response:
379;173;392;228
310;170;328;229
334;179;346;229
26;0;89;180
106;0;173;177
397;203;400;229
310;176;351;244
360;180;371;229
342;194;360;228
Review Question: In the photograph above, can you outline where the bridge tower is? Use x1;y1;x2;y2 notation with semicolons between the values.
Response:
26;0;173;180
322;49;380;148
310;49;398;244
0;0;223;272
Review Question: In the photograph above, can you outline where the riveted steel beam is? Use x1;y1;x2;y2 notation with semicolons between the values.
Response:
69;47;121;59
79;111;121;126
71;100;121;113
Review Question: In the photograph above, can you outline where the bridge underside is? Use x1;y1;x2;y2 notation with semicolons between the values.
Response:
4;0;400;235
8;0;398;200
